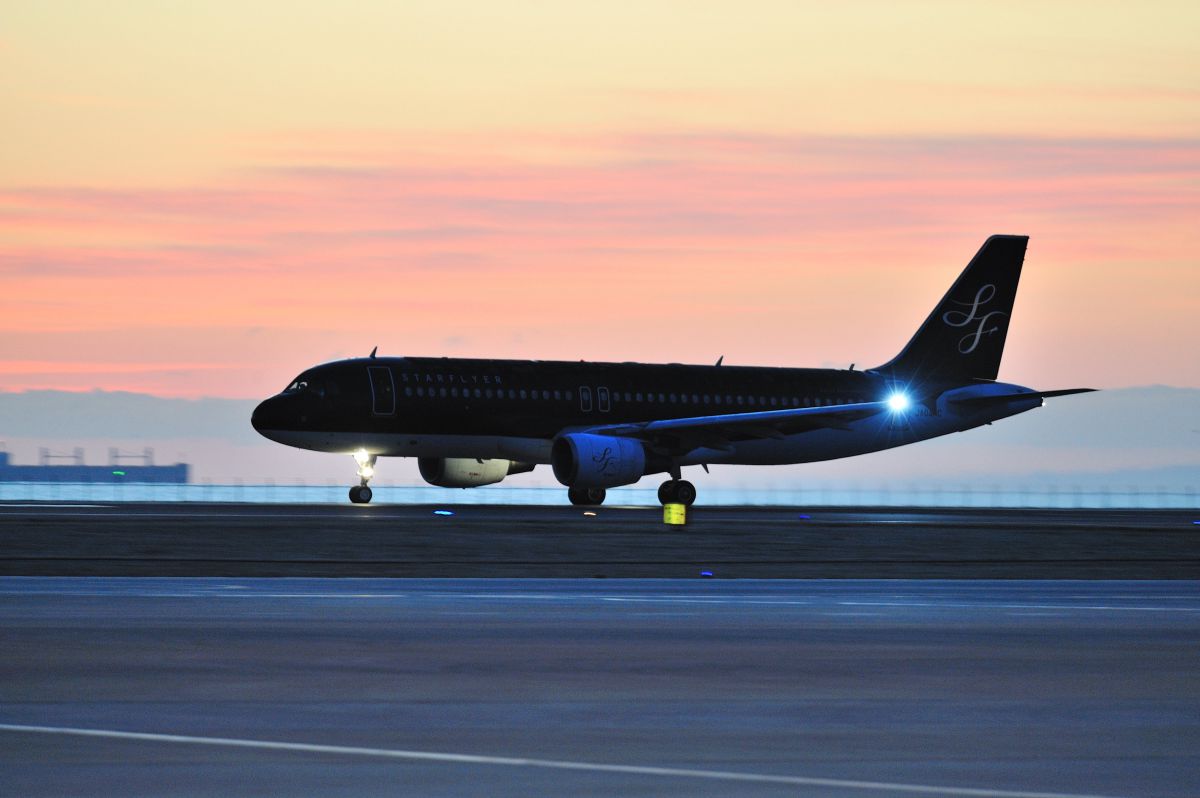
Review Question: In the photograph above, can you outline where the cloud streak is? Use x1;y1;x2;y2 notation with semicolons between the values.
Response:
2;131;1198;396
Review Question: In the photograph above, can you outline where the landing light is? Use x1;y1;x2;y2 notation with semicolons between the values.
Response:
887;392;911;413
353;449;372;466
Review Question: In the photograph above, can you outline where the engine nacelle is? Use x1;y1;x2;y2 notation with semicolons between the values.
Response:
551;433;647;489
418;457;531;488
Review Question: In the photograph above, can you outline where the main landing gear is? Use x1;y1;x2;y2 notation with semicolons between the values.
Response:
658;479;697;507
349;450;376;504
567;487;607;506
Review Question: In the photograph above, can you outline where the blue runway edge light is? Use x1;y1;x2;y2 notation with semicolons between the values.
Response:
797;514;811;520
433;510;455;516
700;570;714;578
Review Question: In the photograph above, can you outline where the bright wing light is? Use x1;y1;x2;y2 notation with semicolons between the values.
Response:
887;392;911;412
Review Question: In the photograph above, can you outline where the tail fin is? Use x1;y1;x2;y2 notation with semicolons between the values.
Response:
879;235;1028;382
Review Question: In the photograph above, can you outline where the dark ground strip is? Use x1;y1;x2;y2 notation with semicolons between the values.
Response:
2;503;1196;577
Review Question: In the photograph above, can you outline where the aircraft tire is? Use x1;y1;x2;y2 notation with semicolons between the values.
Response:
568;487;605;506
349;485;373;504
673;480;697;507
659;480;697;507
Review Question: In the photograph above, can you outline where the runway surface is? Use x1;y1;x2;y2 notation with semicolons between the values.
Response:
1;578;1197;797
2;502;1198;577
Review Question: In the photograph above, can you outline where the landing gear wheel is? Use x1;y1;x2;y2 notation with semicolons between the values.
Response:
658;480;696;507
568;487;606;506
349;485;373;504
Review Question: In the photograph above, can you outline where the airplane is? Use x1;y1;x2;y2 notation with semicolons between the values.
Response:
251;235;1094;506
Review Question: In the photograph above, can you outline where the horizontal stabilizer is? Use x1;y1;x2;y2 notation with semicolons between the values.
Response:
948;388;1097;406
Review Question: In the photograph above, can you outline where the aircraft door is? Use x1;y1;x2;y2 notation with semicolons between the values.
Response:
368;367;396;415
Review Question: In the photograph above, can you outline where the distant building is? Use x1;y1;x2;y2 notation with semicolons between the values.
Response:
0;447;189;483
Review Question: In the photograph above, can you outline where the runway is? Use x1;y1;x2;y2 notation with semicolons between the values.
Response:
1;578;1197;797
1;502;1197;577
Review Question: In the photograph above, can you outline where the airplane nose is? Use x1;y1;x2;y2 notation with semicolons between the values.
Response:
251;396;281;434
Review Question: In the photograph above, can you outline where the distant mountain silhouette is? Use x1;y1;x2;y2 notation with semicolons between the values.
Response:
1;386;1196;487
0;390;257;444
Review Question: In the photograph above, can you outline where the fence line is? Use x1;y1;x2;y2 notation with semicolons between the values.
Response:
0;481;1196;509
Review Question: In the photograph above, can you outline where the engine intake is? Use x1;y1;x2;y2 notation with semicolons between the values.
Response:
551;433;647;489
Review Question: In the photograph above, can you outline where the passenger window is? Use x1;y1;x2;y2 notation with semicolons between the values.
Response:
636;392;643;402
520;389;527;399
474;388;481;398
658;393;665;403
554;390;562;400
485;388;494;398
405;386;413;397
566;390;574;400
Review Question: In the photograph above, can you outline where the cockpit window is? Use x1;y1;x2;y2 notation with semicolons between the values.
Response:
283;378;309;394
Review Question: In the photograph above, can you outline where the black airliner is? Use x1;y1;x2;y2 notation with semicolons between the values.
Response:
252;235;1094;506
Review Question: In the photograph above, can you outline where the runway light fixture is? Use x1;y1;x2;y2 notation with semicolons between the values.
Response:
433;509;455;516
886;392;911;413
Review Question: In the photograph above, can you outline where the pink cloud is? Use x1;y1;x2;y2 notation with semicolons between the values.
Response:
2;132;1198;396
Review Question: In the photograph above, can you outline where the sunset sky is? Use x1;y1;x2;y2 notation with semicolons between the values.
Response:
3;1;1198;399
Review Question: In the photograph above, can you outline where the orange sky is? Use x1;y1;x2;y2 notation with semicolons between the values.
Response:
2;2;1198;398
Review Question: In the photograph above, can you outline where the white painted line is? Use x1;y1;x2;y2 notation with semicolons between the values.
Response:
602;597;814;606
839;601;1200;613
0;723;1125;798
0;504;112;509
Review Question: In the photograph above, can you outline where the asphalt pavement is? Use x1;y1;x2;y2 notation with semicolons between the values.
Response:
1;502;1197;577
2;578;1198;797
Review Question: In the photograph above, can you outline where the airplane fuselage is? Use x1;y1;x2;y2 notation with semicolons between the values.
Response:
252;356;1037;466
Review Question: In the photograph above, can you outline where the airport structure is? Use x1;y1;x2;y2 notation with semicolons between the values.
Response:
0;447;189;483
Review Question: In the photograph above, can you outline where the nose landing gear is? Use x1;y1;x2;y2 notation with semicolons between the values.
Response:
350;450;376;504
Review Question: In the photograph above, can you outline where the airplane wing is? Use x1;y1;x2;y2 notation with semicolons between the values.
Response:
581;401;889;456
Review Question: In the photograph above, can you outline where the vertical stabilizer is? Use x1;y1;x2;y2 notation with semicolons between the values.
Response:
879;235;1027;382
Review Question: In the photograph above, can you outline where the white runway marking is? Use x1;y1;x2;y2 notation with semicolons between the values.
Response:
0;504;112;509
838;600;1200;613
0;723;1125;798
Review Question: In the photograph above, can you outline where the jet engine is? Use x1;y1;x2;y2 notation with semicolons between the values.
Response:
551;433;647;489
418;457;534;488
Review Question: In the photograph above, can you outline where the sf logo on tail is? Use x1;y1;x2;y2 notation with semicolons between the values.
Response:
943;284;1006;354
